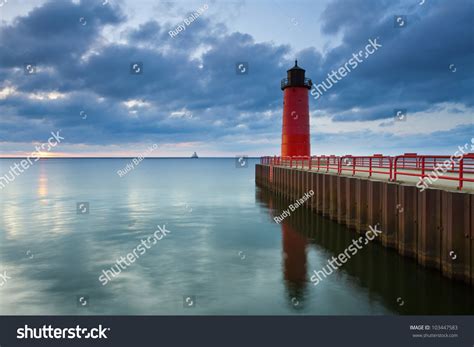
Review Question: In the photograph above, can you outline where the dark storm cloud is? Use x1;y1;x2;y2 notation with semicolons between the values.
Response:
0;0;288;145
0;0;124;67
310;0;474;121
0;0;472;150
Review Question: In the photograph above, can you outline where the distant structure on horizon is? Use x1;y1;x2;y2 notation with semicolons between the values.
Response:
280;60;312;157
191;152;199;158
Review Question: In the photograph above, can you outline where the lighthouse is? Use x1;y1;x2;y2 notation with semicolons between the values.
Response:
280;61;312;157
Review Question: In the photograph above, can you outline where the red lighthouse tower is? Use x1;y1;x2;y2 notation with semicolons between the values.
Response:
280;61;312;157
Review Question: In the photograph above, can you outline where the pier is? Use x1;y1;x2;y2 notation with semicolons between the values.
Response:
256;155;474;286
256;61;473;286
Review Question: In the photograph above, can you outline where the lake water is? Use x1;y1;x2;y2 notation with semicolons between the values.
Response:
0;158;472;315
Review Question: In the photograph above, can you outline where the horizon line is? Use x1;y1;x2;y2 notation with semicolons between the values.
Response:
0;156;261;159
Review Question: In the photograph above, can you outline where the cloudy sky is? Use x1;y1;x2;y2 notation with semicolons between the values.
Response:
0;0;472;157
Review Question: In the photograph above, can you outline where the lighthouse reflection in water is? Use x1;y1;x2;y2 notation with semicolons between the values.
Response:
256;187;474;314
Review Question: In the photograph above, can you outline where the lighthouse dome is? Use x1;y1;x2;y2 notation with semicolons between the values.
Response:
281;60;312;90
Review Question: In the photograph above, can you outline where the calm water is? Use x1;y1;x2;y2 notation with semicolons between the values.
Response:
0;158;472;315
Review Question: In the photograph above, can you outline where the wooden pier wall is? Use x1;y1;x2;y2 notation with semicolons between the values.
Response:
256;164;473;286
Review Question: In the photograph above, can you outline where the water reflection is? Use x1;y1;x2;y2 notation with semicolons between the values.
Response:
265;192;308;309
37;163;48;200
282;224;307;309
256;187;474;315
0;158;471;315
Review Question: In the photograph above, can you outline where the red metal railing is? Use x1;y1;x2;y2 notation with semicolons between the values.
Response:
339;155;393;179
260;153;474;190
393;154;474;190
